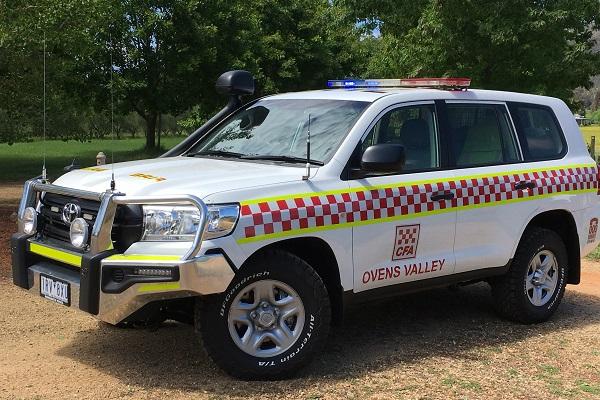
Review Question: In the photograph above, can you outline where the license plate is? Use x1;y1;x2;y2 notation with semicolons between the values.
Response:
40;274;71;306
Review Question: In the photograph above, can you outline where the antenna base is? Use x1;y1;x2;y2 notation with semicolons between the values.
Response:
302;163;311;180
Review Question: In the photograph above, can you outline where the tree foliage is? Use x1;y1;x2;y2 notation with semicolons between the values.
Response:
1;0;599;148
0;0;365;148
344;0;600;103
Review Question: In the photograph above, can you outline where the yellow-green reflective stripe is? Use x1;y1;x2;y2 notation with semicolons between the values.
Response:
106;254;181;261
29;242;82;267
240;163;596;206
137;282;181;293
236;188;596;244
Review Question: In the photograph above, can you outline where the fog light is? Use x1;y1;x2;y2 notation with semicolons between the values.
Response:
22;207;37;235
70;217;89;249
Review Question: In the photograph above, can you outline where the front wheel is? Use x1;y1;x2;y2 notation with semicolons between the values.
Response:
491;227;568;324
196;249;331;380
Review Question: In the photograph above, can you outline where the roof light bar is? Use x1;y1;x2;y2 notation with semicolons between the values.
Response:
326;77;471;90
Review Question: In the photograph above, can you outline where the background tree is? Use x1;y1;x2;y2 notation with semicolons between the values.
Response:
343;0;600;103
2;0;599;148
0;0;118;144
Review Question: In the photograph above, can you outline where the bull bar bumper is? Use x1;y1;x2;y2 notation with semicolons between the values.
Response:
11;179;235;324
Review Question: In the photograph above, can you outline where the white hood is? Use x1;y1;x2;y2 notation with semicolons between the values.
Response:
52;156;307;201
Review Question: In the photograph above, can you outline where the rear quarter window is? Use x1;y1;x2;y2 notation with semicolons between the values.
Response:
508;103;567;161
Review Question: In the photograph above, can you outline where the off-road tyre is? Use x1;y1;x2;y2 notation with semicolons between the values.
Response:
491;227;568;324
195;249;331;380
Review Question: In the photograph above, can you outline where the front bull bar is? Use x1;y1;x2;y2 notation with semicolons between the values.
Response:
17;178;209;260
13;178;234;324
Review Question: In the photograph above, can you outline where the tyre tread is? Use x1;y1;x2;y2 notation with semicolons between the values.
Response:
196;249;331;380
491;227;567;324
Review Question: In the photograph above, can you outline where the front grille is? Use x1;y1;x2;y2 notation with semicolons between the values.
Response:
40;193;100;245
38;193;143;252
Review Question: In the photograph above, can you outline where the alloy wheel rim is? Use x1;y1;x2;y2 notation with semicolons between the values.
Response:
525;249;559;307
227;279;305;358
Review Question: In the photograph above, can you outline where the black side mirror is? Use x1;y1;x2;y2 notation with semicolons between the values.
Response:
215;70;255;96
360;144;405;173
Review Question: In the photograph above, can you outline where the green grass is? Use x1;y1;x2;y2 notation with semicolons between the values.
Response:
441;376;482;392
586;244;600;261
580;125;600;159
0;136;184;182
0;124;597;183
577;380;600;395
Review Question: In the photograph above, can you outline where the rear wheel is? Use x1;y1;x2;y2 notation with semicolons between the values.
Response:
196;249;331;380
491;227;568;323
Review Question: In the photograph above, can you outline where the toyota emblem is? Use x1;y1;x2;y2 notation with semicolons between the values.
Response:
61;203;81;224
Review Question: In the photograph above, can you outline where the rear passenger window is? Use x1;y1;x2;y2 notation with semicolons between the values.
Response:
447;104;520;167
510;105;565;160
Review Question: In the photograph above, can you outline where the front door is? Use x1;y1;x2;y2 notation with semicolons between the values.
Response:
349;102;457;292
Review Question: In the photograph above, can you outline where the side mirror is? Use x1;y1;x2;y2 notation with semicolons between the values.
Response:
360;144;405;173
215;70;255;96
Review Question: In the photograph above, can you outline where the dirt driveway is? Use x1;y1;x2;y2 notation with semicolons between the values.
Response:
1;207;599;399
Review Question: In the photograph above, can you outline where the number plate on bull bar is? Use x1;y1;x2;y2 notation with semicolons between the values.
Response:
39;274;71;306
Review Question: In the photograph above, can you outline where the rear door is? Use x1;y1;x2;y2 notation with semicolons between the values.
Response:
446;101;535;273
350;101;457;292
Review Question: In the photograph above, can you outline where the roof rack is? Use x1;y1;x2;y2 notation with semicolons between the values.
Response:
326;77;471;90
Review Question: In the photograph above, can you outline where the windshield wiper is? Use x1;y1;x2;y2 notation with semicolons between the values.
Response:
186;150;244;159
241;154;324;166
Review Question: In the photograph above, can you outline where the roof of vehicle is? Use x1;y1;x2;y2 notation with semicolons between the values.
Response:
266;88;563;107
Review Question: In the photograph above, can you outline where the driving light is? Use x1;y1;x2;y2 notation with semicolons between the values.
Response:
22;207;37;235
141;204;239;241
134;268;174;277
70;217;89;249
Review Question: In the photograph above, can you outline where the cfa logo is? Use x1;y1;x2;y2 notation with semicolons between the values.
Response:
392;224;420;261
588;218;598;244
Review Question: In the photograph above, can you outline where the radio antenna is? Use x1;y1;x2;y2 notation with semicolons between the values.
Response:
41;32;47;182
109;32;116;191
302;113;311;180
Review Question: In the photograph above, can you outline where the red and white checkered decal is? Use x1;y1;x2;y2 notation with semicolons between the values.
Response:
392;224;420;260
239;166;597;242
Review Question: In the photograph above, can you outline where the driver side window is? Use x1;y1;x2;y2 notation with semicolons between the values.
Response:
361;104;439;172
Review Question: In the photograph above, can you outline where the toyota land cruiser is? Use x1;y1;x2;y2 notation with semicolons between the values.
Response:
11;71;600;379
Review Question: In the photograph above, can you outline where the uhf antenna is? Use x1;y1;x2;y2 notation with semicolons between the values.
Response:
109;32;116;191
302;113;311;180
41;32;47;182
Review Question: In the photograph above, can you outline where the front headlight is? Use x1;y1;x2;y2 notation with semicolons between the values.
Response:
141;204;239;241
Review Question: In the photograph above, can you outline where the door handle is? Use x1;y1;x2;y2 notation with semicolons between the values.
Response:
430;191;455;201
514;181;537;191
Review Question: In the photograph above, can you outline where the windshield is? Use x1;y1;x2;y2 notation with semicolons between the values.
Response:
187;99;369;164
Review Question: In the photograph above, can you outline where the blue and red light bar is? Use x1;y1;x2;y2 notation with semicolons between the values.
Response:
326;77;471;90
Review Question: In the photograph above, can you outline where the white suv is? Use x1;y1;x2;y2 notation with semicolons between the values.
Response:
12;72;600;379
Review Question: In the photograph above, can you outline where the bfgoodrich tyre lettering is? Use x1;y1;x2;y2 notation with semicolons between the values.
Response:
196;249;331;380
219;271;270;317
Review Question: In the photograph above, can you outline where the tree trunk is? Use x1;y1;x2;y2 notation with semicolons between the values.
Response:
592;89;600;111
157;113;161;149
145;112;157;149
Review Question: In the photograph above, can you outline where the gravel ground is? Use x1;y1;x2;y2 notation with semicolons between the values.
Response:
0;183;23;207
1;206;599;399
